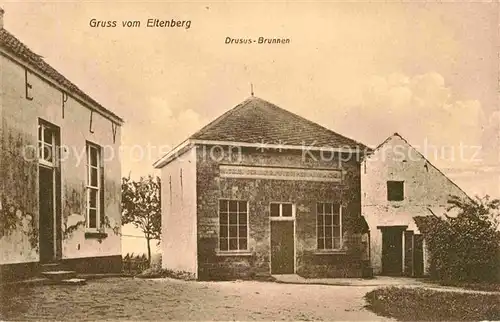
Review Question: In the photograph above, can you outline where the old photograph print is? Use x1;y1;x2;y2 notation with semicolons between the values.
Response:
1;1;499;321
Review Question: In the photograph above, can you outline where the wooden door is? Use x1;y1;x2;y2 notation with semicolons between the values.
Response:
382;228;403;276
413;234;424;277
39;166;55;263
270;221;294;274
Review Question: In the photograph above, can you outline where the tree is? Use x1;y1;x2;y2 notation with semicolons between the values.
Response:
121;175;161;263
414;195;500;282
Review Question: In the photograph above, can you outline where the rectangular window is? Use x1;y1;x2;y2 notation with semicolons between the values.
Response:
219;200;248;251
270;202;294;218
387;181;404;201
86;143;102;230
316;203;342;250
38;122;56;166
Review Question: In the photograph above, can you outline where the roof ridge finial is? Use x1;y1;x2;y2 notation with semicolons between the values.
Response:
250;83;254;97
0;7;4;29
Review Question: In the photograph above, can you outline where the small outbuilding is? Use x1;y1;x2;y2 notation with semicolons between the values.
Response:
154;96;371;280
361;133;470;276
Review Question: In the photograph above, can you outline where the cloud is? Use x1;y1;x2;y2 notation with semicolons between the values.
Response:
121;96;208;178
120;73;497;178
332;72;489;169
481;110;500;164
131;96;206;144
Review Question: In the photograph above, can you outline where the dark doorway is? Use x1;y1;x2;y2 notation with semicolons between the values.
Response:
38;119;62;263
380;226;406;276
413;234;424;277
270;220;294;274
39;166;55;263
404;230;414;276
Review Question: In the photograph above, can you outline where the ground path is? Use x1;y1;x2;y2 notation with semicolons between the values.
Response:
1;277;388;320
2;276;498;320
273;275;500;295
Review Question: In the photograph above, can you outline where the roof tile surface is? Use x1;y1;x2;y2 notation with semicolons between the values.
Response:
191;96;368;150
0;28;123;123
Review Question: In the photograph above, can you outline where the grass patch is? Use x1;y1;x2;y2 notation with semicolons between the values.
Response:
427;279;500;292
365;287;500;321
136;267;196;280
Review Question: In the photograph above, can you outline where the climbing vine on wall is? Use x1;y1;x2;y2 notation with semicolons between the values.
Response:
0;200;18;238
28;226;38;250
63;220;86;240
340;187;369;235
103;216;121;236
63;215;120;241
0;196;39;251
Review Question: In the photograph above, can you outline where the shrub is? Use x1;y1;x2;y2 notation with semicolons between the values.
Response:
365;287;500;321
136;267;196;280
122;253;150;275
414;195;500;283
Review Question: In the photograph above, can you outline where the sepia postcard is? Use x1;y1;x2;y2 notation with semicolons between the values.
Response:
0;1;499;321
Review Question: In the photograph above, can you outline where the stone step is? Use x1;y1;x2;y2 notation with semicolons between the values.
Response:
4;276;88;287
59;278;87;286
41;262;64;272
41;270;77;281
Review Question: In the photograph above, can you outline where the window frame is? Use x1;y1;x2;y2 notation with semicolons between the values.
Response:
387;180;405;201
86;142;102;231
38;122;56;167
316;202;343;251
269;202;295;221
217;199;250;253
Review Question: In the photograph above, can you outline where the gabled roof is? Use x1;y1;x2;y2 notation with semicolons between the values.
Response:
364;132;472;201
154;96;370;168
0;28;123;124
192;96;368;148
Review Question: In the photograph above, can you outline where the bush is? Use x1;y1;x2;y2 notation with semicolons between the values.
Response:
136;267;196;280
365;287;500;321
414;195;500;283
122;253;150;275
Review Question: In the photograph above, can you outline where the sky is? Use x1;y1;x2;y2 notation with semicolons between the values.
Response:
3;1;499;204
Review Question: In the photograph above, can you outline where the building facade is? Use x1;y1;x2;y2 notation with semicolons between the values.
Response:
155;97;371;280
0;9;124;281
361;134;469;276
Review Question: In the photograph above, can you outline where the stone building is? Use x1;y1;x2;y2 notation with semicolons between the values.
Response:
154;96;371;280
361;133;470;276
0;9;124;281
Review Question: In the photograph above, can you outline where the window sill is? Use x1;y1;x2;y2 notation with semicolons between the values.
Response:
216;251;253;257
269;216;295;221
85;232;108;239
314;250;347;255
